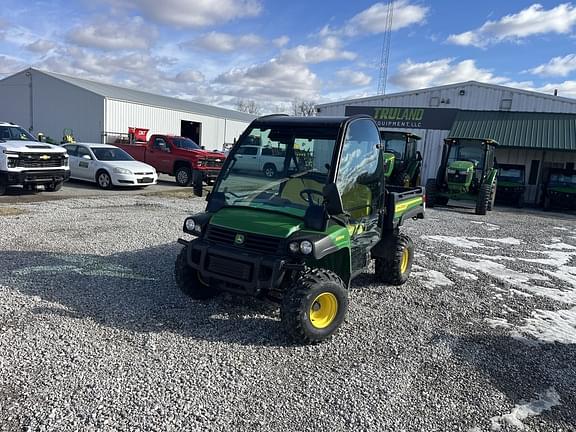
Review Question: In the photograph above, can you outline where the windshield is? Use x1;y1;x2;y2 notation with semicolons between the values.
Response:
213;126;338;217
383;138;406;160
550;173;576;186
448;140;485;169
92;147;134;161
499;167;524;181
0;126;36;142
173;137;201;150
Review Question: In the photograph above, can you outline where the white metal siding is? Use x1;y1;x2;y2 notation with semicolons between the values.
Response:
105;99;250;151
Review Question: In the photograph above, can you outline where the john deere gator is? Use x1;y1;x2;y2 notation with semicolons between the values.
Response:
543;168;576;211
496;163;525;207
426;137;498;215
175;115;425;344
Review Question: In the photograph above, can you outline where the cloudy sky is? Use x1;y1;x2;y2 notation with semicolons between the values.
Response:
1;0;576;112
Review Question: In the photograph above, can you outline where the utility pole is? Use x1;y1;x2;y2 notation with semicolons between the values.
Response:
377;0;394;95
25;70;34;133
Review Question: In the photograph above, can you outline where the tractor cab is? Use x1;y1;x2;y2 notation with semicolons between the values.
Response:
426;137;498;215
380;131;422;187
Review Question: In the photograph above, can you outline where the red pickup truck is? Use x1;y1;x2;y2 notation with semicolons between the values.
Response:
116;135;225;186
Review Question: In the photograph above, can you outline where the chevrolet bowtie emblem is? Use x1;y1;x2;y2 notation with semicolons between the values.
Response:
39;154;50;160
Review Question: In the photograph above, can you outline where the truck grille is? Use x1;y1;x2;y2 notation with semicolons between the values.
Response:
15;154;65;168
206;226;281;255
207;255;252;281
201;159;224;168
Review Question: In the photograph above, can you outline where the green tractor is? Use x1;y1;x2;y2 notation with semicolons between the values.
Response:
380;131;422;187
543;168;576;211
425;137;498;215
496;163;526;207
175;115;425;344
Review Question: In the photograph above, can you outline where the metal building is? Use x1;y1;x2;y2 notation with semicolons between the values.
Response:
317;81;576;204
0;68;255;150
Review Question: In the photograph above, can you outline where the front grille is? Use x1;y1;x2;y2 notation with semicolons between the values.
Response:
201;159;223;168
447;171;472;184
207;255;252;280
15;154;65;168
134;172;154;175
137;177;154;184
206;225;281;254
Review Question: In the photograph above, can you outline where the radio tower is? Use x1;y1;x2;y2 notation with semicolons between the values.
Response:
377;0;394;95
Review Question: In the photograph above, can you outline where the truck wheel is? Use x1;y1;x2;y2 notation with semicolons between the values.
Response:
175;166;191;186
263;164;277;178
174;247;218;300
375;234;414;286
425;179;437;207
281;268;348;344
96;170;112;189
45;181;63;192
475;182;492;215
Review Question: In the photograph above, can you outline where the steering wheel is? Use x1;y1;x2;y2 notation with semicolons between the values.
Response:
299;189;324;205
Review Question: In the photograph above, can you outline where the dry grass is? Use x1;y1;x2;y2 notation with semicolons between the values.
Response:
0;207;26;216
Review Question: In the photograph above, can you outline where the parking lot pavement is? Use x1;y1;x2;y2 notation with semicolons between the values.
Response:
0;196;575;431
0;174;194;203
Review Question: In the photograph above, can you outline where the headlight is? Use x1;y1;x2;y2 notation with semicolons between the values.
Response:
447;169;456;174
113;167;132;174
300;240;313;255
289;241;300;254
184;218;196;232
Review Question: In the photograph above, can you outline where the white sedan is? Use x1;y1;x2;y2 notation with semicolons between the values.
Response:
63;143;158;189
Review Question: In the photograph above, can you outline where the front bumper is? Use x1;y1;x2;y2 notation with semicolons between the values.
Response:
197;169;220;181
111;172;158;186
179;238;299;295
1;169;70;185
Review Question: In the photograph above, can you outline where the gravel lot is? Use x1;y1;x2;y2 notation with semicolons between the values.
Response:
0;196;575;431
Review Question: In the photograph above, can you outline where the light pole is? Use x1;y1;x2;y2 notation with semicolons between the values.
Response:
25;70;33;133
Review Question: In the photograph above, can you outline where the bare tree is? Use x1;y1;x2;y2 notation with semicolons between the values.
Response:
292;99;317;116
235;99;261;115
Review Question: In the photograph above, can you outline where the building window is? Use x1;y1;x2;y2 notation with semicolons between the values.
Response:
500;99;512;110
528;160;540;185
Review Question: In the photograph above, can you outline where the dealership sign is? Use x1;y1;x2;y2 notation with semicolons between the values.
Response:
345;106;459;130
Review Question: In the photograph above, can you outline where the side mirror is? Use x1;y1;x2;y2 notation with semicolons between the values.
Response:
82;154;91;160
323;183;344;215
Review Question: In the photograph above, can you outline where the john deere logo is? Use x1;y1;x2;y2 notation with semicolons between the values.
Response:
39;154;50;160
234;233;246;245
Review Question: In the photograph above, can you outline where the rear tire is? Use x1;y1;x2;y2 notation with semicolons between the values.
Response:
487;180;497;211
175;166;191;186
263;163;277;178
281;268;348;344
375;234;414;286
96;170;112;189
174;247;218;300
45;181;63;192
425;179;437;207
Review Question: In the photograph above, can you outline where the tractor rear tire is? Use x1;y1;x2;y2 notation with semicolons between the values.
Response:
475;182;492;215
425;179;437;208
281;268;348;344
174;247;218;300
487;180;497;211
375;234;414;286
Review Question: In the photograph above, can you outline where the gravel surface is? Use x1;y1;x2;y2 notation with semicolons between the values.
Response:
0;196;575;431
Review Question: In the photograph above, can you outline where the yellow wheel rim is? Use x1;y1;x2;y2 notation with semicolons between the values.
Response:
400;247;410;274
309;293;338;329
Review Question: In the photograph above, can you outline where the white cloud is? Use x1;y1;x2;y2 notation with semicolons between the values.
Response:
389;58;509;90
214;58;320;100
335;69;372;86
448;3;576;47
322;0;428;37
533;80;576;98
273;36;290;48
529;54;576;77
172;69;205;83
68;16;157;50
25;39;57;54
104;0;262;28
279;36;356;64
183;32;263;53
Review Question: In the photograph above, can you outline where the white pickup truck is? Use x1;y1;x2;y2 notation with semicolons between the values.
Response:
0;122;70;195
233;145;286;178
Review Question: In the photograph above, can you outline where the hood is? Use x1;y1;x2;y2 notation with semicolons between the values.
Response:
99;160;156;172
449;160;475;171
194;149;226;161
210;207;304;238
0;141;66;154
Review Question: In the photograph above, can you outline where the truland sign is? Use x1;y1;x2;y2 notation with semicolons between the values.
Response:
345;106;459;130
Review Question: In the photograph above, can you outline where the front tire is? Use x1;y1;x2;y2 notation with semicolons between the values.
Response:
281;269;348;344
263;163;277;178
375;234;414;286
425;179;437;207
174;247;218;300
96;170;112;189
45;181;63;192
475;181;494;215
175;166;191;186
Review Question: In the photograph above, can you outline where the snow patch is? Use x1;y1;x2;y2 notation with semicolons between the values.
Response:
519;307;576;344
469;237;522;245
543;242;576;250
490;388;561;431
455;270;478;280
485;317;512;329
413;269;454;288
520;250;576;267
423;236;487;249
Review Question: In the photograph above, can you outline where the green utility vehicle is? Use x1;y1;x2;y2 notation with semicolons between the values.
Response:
175;115;425;344
380;131;422;187
425;137;498;215
543;168;576;210
496;163;526;207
